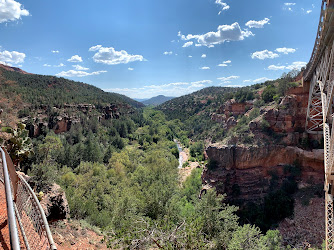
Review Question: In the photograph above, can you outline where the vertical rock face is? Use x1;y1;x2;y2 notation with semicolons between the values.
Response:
204;145;324;202
204;86;324;203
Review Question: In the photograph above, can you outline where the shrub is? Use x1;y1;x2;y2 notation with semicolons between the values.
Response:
262;85;277;103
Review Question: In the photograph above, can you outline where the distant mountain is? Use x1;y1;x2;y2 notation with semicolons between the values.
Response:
0;64;144;108
142;95;175;106
134;98;148;102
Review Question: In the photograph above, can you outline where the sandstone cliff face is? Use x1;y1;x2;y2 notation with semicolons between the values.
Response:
203;145;323;202
204;86;324;202
22;103;133;137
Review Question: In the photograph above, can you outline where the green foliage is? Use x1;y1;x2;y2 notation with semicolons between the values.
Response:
29;161;58;192
0;67;144;108
262;85;277;103
190;141;204;158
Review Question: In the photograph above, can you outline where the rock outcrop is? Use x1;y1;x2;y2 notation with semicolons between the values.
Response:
40;183;70;221
203;144;323;202
204;85;324;202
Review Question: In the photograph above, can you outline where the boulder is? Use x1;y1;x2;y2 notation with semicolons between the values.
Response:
40;183;70;221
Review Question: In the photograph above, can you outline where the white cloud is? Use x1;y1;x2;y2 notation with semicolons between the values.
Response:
201;54;207;58
88;45;144;65
251;50;279;60
267;65;286;70
253;77;272;83
243;80;252;83
178;22;253;47
72;64;88;70
284;3;296;6
200;66;210;70
306;10;312;14
245;18;270;28
43;64;51;67
215;0;230;15
67;55;83;62
182;41;193;47
218;75;239;83
267;61;307;71
163;51;173;55
55;63;65;67
0;0;29;23
56;70;107;78
286;61;307;70
128;67;134;71
51;50;59;53
218;60;231;66
0;50;25;65
188;55;193;58
275;47;296;54
105;80;212;99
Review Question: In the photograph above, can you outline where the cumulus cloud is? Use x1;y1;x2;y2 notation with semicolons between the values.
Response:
182;41;193;47
215;0;230;15
284;3;296;6
275;47;296;54
188;55;193;58
89;45;144;65
178;22;253;47
128;67;134;71
0;0;29;23
218;60;231;66
163;51;173;55
105;80;212;99
218;75;239;83
286;61;307;70
0;49;25;65
251;50;279;60
306;10;312;14
56;70;107;78
73;64;88;70
245;18;270;28
200;66;210;70
253;77;273;83
243;80;252;83
201;54;207;58
67;55;83;62
267;61;307;71
267;65;286;70
43;64;51;67
52;50;59;53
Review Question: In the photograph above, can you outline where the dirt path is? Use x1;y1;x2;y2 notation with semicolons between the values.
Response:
178;147;202;183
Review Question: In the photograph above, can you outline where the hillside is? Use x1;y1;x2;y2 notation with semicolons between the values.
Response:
142;95;175;106
0;64;144;109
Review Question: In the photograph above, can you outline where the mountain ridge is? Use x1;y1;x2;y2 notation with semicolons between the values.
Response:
142;95;175;106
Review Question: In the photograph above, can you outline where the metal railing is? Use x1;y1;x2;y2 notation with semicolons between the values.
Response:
0;147;21;249
0;147;57;250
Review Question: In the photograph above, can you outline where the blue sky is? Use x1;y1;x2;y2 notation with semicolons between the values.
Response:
0;0;319;98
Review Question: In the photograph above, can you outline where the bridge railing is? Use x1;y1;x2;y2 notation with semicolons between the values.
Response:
0;147;57;250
